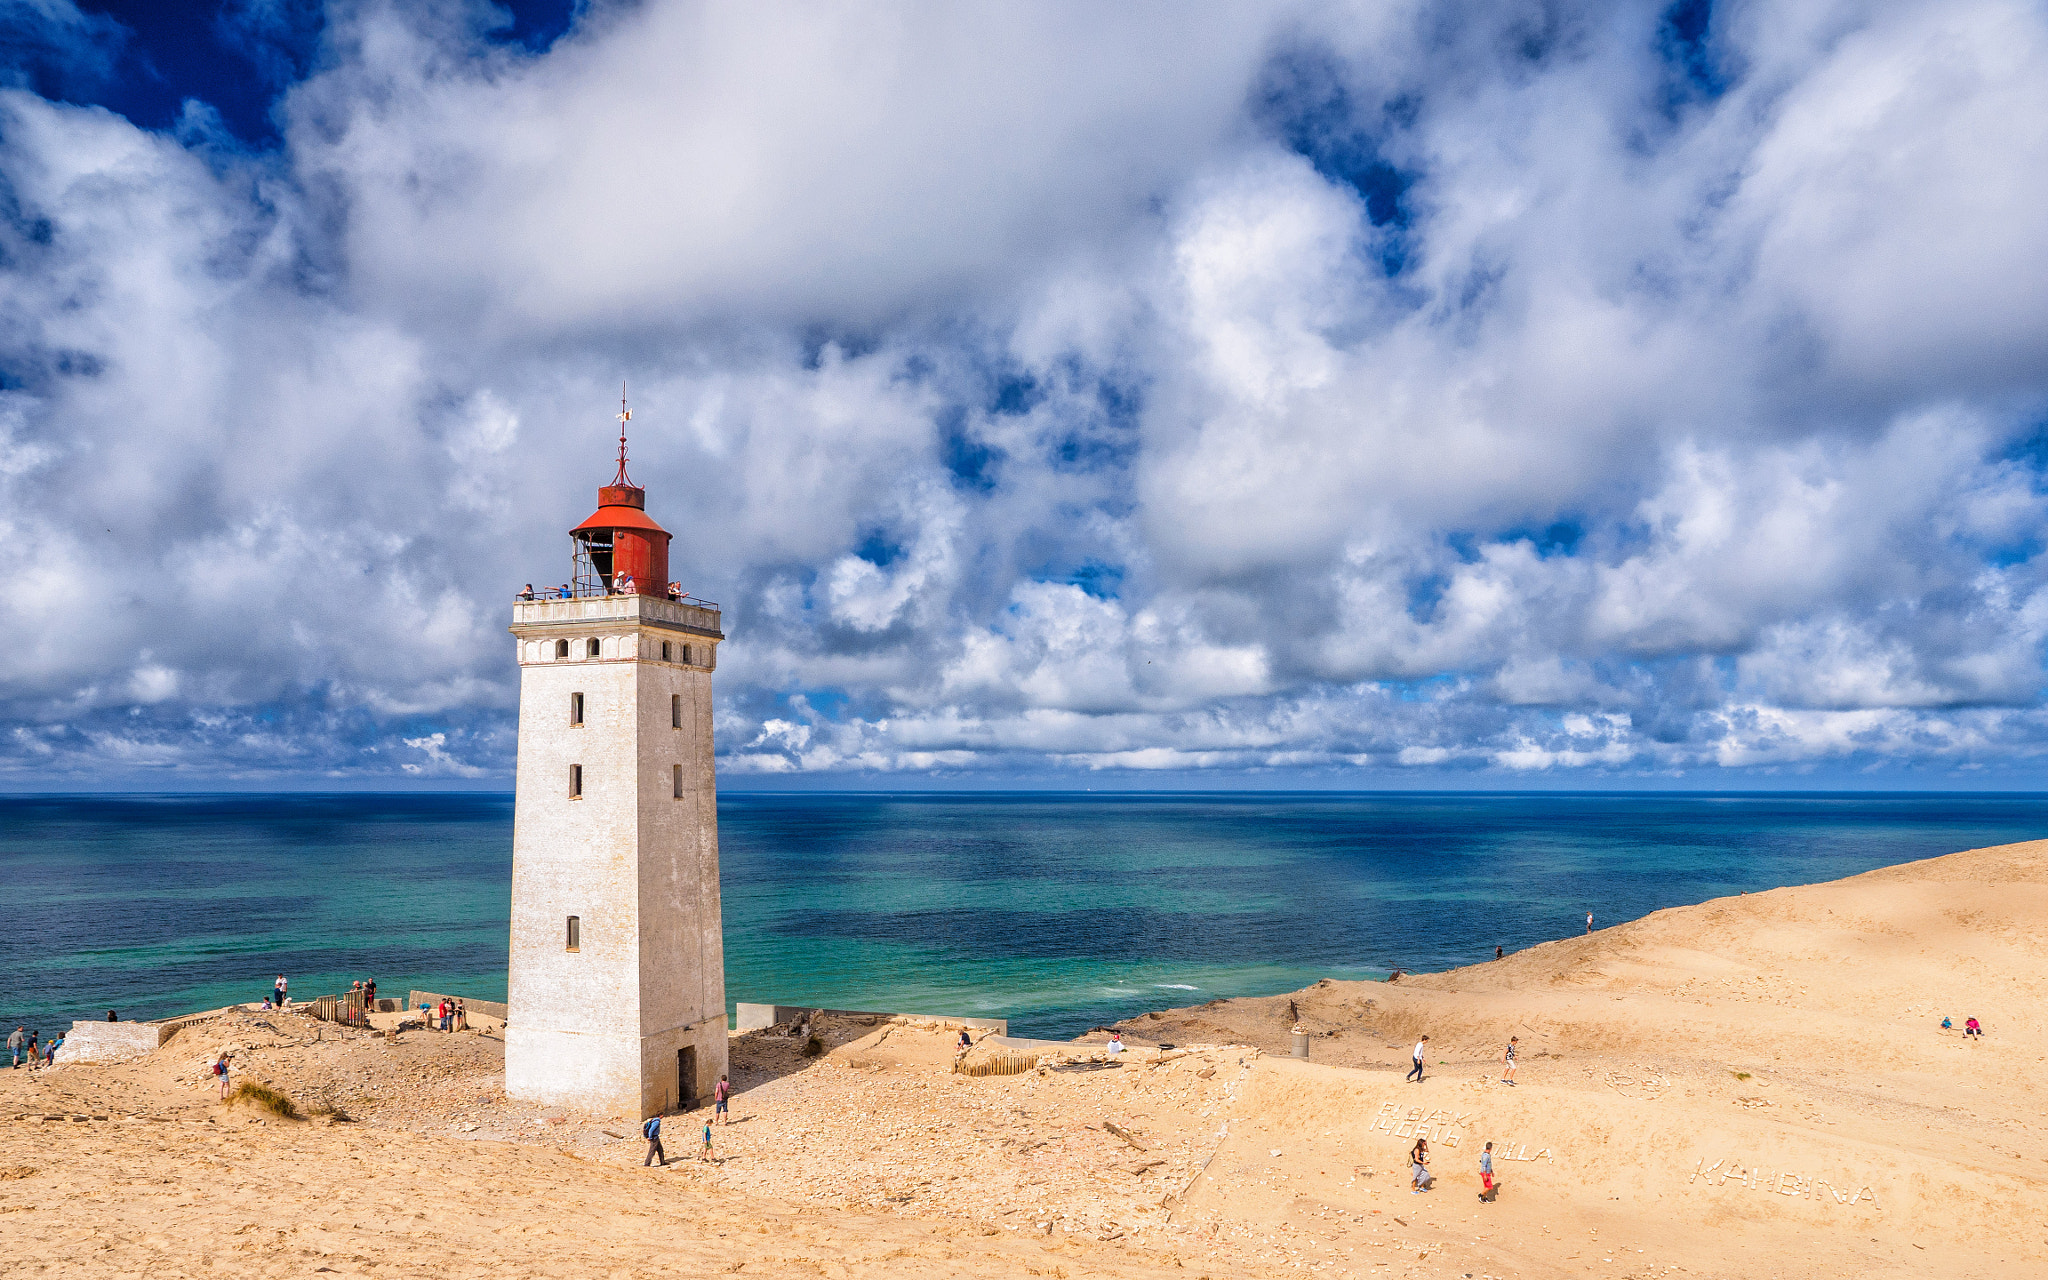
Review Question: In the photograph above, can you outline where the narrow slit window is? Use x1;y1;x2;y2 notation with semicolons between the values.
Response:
566;916;580;951
569;763;582;798
673;764;683;799
661;640;672;662
671;694;681;728
569;692;584;726
682;643;693;666
587;638;601;658
554;639;569;659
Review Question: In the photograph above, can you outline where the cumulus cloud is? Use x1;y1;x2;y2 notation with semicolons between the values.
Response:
4;0;2048;787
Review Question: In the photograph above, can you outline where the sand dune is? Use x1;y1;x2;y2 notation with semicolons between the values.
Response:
5;838;2046;1278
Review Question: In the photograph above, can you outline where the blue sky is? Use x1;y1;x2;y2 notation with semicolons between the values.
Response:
4;0;2048;790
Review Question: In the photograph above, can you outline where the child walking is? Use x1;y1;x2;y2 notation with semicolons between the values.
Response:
1479;1142;1496;1201
1500;1036;1518;1085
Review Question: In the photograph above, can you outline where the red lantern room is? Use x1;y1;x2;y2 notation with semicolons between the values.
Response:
570;391;671;598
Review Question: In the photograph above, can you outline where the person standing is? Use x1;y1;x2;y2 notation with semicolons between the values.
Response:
42;1034;61;1066
1585;912;1593;935
714;1073;730;1125
1479;1142;1496;1201
7;1026;21;1069
1500;1036;1518;1085
454;1000;467;1032
1495;945;1503;961
1407;1035;1429;1082
642;1113;665;1167
365;978;376;1009
214;1052;231;1099
274;974;288;1008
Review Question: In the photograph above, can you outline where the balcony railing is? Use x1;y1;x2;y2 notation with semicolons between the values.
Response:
515;584;720;610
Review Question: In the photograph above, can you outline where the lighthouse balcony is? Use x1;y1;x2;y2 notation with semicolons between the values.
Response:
510;591;723;641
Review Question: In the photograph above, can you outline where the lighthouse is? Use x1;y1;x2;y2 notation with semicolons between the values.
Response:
504;398;727;1119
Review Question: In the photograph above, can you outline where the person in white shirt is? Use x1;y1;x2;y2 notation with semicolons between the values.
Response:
1105;1031;1124;1055
1407;1035;1429;1082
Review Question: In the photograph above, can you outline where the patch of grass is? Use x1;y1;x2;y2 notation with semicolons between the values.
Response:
230;1082;300;1119
1731;1071;1751;1081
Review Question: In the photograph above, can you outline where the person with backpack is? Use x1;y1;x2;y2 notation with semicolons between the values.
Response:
1410;1137;1432;1192
213;1052;231;1099
642;1113;665;1167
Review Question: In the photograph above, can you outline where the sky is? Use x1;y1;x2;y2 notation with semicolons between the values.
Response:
3;0;2048;791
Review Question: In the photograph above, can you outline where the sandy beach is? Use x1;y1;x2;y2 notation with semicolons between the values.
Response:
4;837;2044;1278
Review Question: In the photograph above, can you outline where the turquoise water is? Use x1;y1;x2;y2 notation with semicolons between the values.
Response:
3;791;2044;1039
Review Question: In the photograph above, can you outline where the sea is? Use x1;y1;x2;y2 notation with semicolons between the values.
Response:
3;791;2044;1040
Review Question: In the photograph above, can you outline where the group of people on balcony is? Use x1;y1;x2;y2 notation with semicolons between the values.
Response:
518;580;689;601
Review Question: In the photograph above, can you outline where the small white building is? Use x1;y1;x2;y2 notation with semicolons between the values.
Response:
504;421;728;1119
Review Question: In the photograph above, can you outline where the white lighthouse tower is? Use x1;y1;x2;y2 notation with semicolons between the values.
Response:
504;400;727;1119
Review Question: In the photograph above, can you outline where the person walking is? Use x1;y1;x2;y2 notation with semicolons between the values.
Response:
24;1032;38;1072
214;1052;232;1099
1479;1142;1496;1201
42;1034;62;1066
714;1073;730;1125
7;1026;21;1069
699;1120;714;1161
1500;1036;1518;1085
1407;1035;1429;1082
1410;1137;1432;1192
1585;912;1593;935
1495;945;1503;961
642;1113;666;1167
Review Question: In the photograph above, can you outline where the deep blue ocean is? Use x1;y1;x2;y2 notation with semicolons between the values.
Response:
3;791;2043;1040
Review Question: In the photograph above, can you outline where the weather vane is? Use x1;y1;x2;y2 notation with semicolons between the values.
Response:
614;379;633;485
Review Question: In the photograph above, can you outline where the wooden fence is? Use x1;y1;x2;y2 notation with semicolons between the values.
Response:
953;1051;1043;1078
